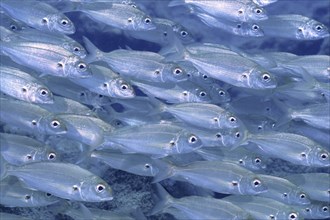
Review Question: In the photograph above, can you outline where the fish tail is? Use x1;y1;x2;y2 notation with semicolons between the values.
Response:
82;36;104;63
152;162;175;183
148;183;174;216
272;98;293;129
168;0;185;7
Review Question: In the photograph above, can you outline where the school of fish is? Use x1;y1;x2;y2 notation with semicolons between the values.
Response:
0;0;329;219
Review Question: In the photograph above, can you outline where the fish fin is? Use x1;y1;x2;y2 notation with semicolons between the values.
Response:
272;99;293;129
148;183;174;216
82;36;104;63
152;162;175;183
0;155;8;180
168;0;185;7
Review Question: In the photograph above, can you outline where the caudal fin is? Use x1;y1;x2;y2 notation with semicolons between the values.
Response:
148;183;174;216
82;36;104;63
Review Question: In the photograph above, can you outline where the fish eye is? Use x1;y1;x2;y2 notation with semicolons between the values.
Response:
96;184;105;192
48;152;56;161
173;67;183;75
77;63;87;71
80;92;85;97
254;158;261;164
202;74;208;79
215;133;221;138
46;193;52;197
42;17;48;24
163;31;168;36
10;24;17;30
262;73;271;82
219;90;226;97
236;24;242;29
22;87;27;93
242;74;247;78
283;193;288;197
289;212;298;220
239;159;243;164
232;181;238;186
238;9;243;14
253;179;261;187
144;17;151;24
315;24;323;31
32;120;37;126
182;91;188;96
169;140;176;147
73;47;80;52
301;152;307;158
72;185;79;191
305;208;311;212
298;28;303;32
255;8;262;14
57;62;63;68
199;91;207;97
322;206;328;212
51;120;60;128
103;83;109;88
26;154;32;160
189;135;198;144
320;153;328;160
229;116;237;123
144;164;151;169
128;18;133;23
180;30;188;37
154;70;160;75
40;89;48;96
61;19;69;26
25;195;31;200
235;132;240;138
213;117;219;122
299;193;306;199
258;125;263;130
120;84;129;90
252;24;259;30
98;94;103;98
269;214;275;219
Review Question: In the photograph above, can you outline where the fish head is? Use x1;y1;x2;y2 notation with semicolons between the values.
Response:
30;191;60;206
314;204;330;219
208;85;231;104
276;211;299;220
239;175;268;195
220;127;247;148
107;78;135;99
301;20;330;40
63;57;93;78
175;131;202;153
33;146;57;163
30;86;54;104
62;42;87;59
38;115;67;135
80;176;113;202
308;147;330;167
187;87;211;103
234;23;264;37
161;63;188;82
246;4;268;21
219;112;242;129
172;24;194;44
248;68;277;89
244;154;267;171
47;14;75;34
131;14;156;31
288;189;311;205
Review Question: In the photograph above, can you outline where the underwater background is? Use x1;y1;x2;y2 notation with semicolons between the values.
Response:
0;0;329;219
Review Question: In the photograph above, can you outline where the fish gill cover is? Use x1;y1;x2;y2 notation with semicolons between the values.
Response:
0;0;329;220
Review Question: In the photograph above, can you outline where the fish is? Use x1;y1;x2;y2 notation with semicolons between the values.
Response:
168;0;268;22
103;123;202;158
91;150;169;177
0;0;75;34
246;132;330;167
0;161;113;202
0;133;57;166
150;183;252;220
0;98;67;136
196;147;267;171
0;65;54;104
0;40;92;78
69;2;156;31
0;176;60;207
256;174;311;205
153;160;268;195
70;64;135;98
292;202;330;220
223;195;300;220
284;173;330;202
259;14;330;40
